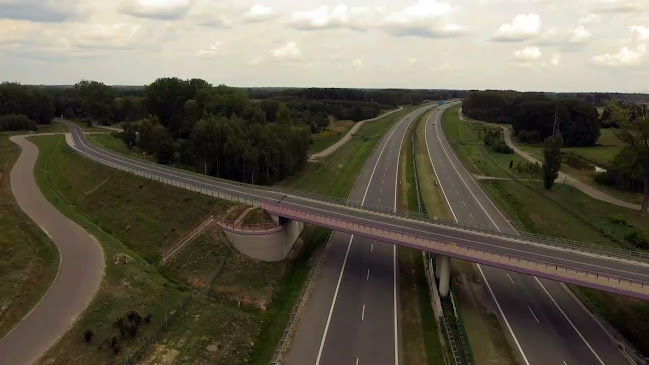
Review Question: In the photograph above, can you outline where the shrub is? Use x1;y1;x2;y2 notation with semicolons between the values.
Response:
625;229;649;249
0;114;37;131
84;329;94;343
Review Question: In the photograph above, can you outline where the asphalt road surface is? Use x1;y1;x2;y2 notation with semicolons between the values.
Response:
0;135;104;365
424;104;632;365
285;105;431;365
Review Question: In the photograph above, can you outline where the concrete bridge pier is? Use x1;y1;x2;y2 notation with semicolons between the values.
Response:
433;255;451;298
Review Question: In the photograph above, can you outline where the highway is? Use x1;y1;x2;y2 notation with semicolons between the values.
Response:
0;135;104;365
284;105;430;364
424;104;632;365
62;119;649;301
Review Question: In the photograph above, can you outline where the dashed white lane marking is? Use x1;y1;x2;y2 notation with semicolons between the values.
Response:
379;197;381;203
462;201;466;207
457;190;460;195
367;269;370;280
563;361;568;365
362;305;366;321
371;243;373;252
469;212;474;219
507;273;515;285
528;307;540;324
356;358;359;365
534;277;605;365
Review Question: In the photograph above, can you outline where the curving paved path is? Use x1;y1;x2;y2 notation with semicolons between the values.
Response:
0;134;104;365
308;107;403;161
458;108;642;211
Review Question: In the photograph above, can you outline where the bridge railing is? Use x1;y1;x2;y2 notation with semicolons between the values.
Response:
71;132;649;266
259;184;649;264
266;201;649;296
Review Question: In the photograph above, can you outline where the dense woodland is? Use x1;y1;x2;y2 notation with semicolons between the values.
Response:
462;91;601;147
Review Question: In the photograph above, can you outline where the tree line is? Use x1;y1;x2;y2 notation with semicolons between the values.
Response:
109;78;310;185
0;82;54;131
462;91;600;147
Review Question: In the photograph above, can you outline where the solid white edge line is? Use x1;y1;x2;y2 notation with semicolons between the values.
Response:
559;283;634;365
534;277;605;365
433;111;500;230
478;265;531;365
315;106;424;365
528;306;540;324
424;108;531;365
392;107;426;365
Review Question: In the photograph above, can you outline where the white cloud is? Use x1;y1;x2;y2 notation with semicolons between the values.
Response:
513;46;542;61
570;25;591;43
197;41;223;57
550;53;561;66
631;26;649;41
382;0;466;38
271;41;302;59
593;43;647;66
493;13;541;41
72;23;146;50
578;13;601;25
291;4;352;30
352;58;363;70
120;0;192;20
242;4;276;23
592;0;645;13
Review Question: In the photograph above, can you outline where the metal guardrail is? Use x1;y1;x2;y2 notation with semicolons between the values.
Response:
70;135;649;295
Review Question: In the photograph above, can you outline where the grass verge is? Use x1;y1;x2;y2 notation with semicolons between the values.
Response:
308;120;355;155
280;105;420;198
27;134;323;364
443;105;530;179
0;133;59;340
481;178;649;356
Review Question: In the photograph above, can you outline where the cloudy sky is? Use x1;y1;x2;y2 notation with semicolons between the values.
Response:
1;0;648;92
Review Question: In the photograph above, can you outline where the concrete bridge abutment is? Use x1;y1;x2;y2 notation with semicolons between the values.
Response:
220;213;303;262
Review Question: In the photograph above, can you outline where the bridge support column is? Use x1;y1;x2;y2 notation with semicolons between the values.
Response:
437;256;450;298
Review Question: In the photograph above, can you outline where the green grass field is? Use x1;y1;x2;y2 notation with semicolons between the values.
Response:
0;134;59;340
27;134;325;365
443;104;531;179
280;105;420;198
308;120;354;155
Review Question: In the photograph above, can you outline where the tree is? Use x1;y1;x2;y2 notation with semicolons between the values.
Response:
121;121;137;149
542;136;563;190
616;115;649;215
75;80;114;123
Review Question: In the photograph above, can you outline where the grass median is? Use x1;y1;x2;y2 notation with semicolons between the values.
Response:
396;108;446;365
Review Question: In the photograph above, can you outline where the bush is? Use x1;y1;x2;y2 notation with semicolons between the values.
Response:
83;329;94;343
0;114;37;131
625;229;649;249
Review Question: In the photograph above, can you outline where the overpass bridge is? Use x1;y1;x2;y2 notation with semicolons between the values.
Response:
63;120;649;301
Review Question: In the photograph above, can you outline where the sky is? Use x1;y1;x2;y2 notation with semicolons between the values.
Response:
0;0;648;92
